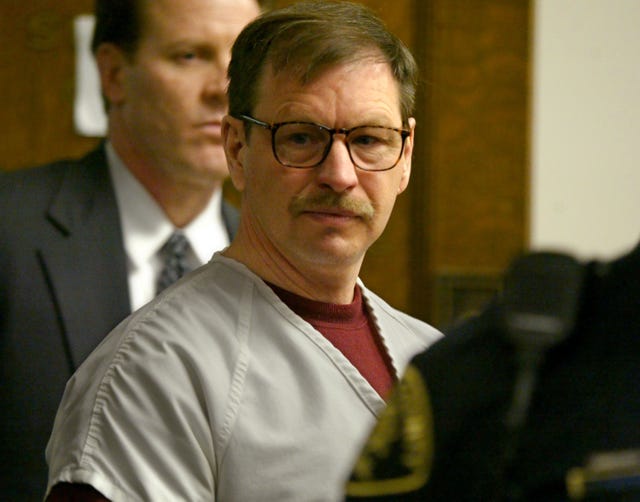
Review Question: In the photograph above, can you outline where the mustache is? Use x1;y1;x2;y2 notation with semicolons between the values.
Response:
289;192;375;221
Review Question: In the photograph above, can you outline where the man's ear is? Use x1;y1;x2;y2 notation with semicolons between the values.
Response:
222;116;247;192
94;43;128;106
397;117;415;194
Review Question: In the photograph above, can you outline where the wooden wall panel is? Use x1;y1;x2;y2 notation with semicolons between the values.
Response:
410;0;531;325
0;1;98;171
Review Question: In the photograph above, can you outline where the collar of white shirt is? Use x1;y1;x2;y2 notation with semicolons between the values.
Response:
106;142;230;310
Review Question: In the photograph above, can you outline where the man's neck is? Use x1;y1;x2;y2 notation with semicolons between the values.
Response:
132;168;219;228
109;140;221;228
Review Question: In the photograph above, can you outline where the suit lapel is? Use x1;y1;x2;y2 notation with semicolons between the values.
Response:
40;147;131;370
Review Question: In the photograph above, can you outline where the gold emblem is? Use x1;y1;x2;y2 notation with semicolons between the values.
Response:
346;365;434;497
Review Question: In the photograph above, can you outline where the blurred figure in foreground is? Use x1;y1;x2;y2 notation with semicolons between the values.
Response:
347;240;640;501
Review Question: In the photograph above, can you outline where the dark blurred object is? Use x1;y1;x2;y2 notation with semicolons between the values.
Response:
567;449;640;500
346;241;640;500
492;252;585;500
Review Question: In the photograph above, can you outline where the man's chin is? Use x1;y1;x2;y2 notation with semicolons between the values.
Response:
188;151;229;179
299;239;365;268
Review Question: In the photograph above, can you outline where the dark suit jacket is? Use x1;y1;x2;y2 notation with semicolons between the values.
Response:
0;146;239;499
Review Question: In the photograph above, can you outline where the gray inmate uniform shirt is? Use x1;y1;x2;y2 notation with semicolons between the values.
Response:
46;253;442;502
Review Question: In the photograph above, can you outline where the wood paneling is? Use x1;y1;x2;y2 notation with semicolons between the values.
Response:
410;0;531;325
0;1;98;171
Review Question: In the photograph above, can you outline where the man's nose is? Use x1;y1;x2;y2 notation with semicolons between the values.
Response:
314;138;359;192
204;60;228;96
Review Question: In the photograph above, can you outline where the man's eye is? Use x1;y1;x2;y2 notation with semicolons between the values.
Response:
352;134;382;147
287;132;312;146
173;51;197;62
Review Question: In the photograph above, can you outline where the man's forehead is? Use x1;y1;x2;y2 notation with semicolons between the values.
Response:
254;60;402;122
141;0;259;34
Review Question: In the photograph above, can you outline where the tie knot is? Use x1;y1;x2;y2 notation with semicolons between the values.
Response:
161;232;190;258
156;232;192;294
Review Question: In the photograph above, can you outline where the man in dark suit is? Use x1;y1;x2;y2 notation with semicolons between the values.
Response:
346;240;640;500
0;0;260;498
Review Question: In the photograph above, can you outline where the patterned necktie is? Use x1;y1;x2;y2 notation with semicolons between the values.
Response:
156;232;192;294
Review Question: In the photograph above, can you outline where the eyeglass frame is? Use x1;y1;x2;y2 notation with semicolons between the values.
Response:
235;114;411;172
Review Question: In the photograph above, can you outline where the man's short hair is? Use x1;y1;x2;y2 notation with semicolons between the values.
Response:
92;0;266;56
92;0;141;55
227;0;418;125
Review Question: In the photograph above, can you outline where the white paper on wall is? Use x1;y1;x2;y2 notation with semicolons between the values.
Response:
73;14;107;137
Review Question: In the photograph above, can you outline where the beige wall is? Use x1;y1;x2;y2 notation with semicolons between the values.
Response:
530;0;640;259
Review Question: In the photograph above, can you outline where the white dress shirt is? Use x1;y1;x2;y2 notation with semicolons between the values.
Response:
106;143;230;310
